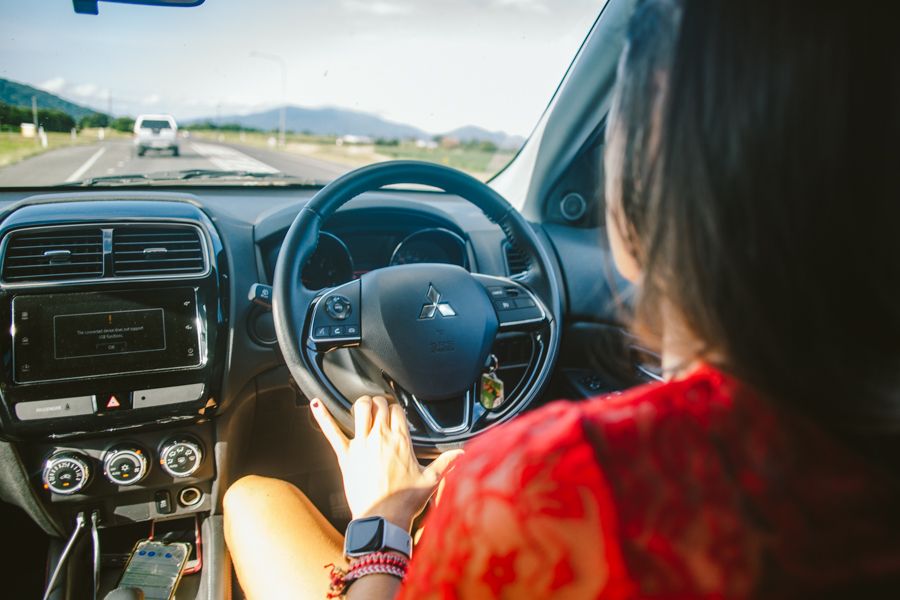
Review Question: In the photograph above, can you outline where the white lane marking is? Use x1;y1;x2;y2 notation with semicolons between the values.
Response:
65;147;107;182
190;142;279;173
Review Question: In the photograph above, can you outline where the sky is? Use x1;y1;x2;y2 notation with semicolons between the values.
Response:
0;0;604;137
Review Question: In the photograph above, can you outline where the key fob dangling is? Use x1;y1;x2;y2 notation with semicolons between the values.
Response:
480;354;506;410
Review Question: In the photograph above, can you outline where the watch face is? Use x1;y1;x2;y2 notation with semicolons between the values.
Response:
345;517;385;556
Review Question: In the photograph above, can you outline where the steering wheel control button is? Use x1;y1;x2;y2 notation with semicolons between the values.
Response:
132;383;205;409
103;446;149;486
487;286;522;300
494;299;515;311
43;453;91;495
473;275;547;329
312;323;361;340
159;437;203;478
15;396;96;421
309;280;363;349
325;295;352;320
515;297;536;309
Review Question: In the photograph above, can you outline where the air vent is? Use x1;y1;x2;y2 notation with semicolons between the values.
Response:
504;243;530;276
113;226;205;276
2;227;103;282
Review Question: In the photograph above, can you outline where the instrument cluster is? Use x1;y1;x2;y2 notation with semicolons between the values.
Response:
286;227;469;290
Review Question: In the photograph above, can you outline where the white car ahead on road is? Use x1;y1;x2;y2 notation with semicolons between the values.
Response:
133;114;180;157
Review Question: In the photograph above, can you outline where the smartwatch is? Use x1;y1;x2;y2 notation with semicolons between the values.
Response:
344;516;413;559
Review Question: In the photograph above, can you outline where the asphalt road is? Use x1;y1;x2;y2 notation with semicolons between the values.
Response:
0;137;352;187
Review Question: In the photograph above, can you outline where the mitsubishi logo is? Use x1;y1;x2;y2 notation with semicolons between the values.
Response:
418;284;457;320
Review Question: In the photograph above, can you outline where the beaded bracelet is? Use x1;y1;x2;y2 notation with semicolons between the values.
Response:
326;552;410;598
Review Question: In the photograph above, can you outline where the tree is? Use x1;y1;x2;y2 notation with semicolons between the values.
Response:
0;102;31;131
37;108;76;132
110;116;135;132
0;102;74;132
79;112;110;128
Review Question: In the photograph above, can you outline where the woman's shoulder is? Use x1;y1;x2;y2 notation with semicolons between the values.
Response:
422;366;759;597
401;369;735;598
466;363;739;464
404;379;650;598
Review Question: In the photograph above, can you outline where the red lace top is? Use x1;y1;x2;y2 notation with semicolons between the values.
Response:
398;365;900;599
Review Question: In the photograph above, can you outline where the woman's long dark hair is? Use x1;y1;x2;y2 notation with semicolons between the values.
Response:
606;0;900;439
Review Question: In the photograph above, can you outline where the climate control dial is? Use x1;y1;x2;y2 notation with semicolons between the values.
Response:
159;437;203;478
43;452;91;495
103;446;149;486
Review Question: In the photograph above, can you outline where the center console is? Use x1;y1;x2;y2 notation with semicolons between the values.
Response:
0;200;228;538
32;424;214;522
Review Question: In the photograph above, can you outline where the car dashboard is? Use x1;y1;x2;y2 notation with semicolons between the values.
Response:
0;184;630;599
0;187;529;533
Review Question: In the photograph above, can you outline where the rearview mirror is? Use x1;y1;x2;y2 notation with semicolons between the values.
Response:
73;0;204;15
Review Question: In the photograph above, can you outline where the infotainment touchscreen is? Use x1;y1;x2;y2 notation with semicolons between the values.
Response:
54;308;167;359
11;287;203;384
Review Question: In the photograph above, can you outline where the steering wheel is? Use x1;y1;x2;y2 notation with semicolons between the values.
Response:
272;161;561;451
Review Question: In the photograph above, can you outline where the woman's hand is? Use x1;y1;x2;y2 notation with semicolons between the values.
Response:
310;395;463;531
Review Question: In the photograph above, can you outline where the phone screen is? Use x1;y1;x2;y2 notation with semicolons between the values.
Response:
117;540;191;600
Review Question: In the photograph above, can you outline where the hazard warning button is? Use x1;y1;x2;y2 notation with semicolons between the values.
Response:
98;392;132;412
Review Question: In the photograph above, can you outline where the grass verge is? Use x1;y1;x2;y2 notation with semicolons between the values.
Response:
187;129;515;181
0;129;124;168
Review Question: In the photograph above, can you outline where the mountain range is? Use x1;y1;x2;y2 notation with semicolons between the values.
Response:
193;107;525;148
0;78;98;119
198;106;428;140
0;77;525;148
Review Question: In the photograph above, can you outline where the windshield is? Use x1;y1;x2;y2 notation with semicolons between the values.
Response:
0;0;603;187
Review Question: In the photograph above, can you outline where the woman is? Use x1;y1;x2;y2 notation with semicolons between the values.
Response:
224;0;900;597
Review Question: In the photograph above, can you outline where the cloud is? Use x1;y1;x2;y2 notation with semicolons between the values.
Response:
143;93;161;105
492;0;549;13
39;77;66;93
341;1;412;16
71;82;99;98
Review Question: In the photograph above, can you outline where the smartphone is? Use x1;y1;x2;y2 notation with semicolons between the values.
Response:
116;539;191;600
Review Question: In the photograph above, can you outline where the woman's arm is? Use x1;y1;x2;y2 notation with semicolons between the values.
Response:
342;498;420;600
310;396;461;599
346;573;401;600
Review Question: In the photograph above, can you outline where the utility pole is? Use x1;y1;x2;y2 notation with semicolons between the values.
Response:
278;68;286;147
31;95;38;127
